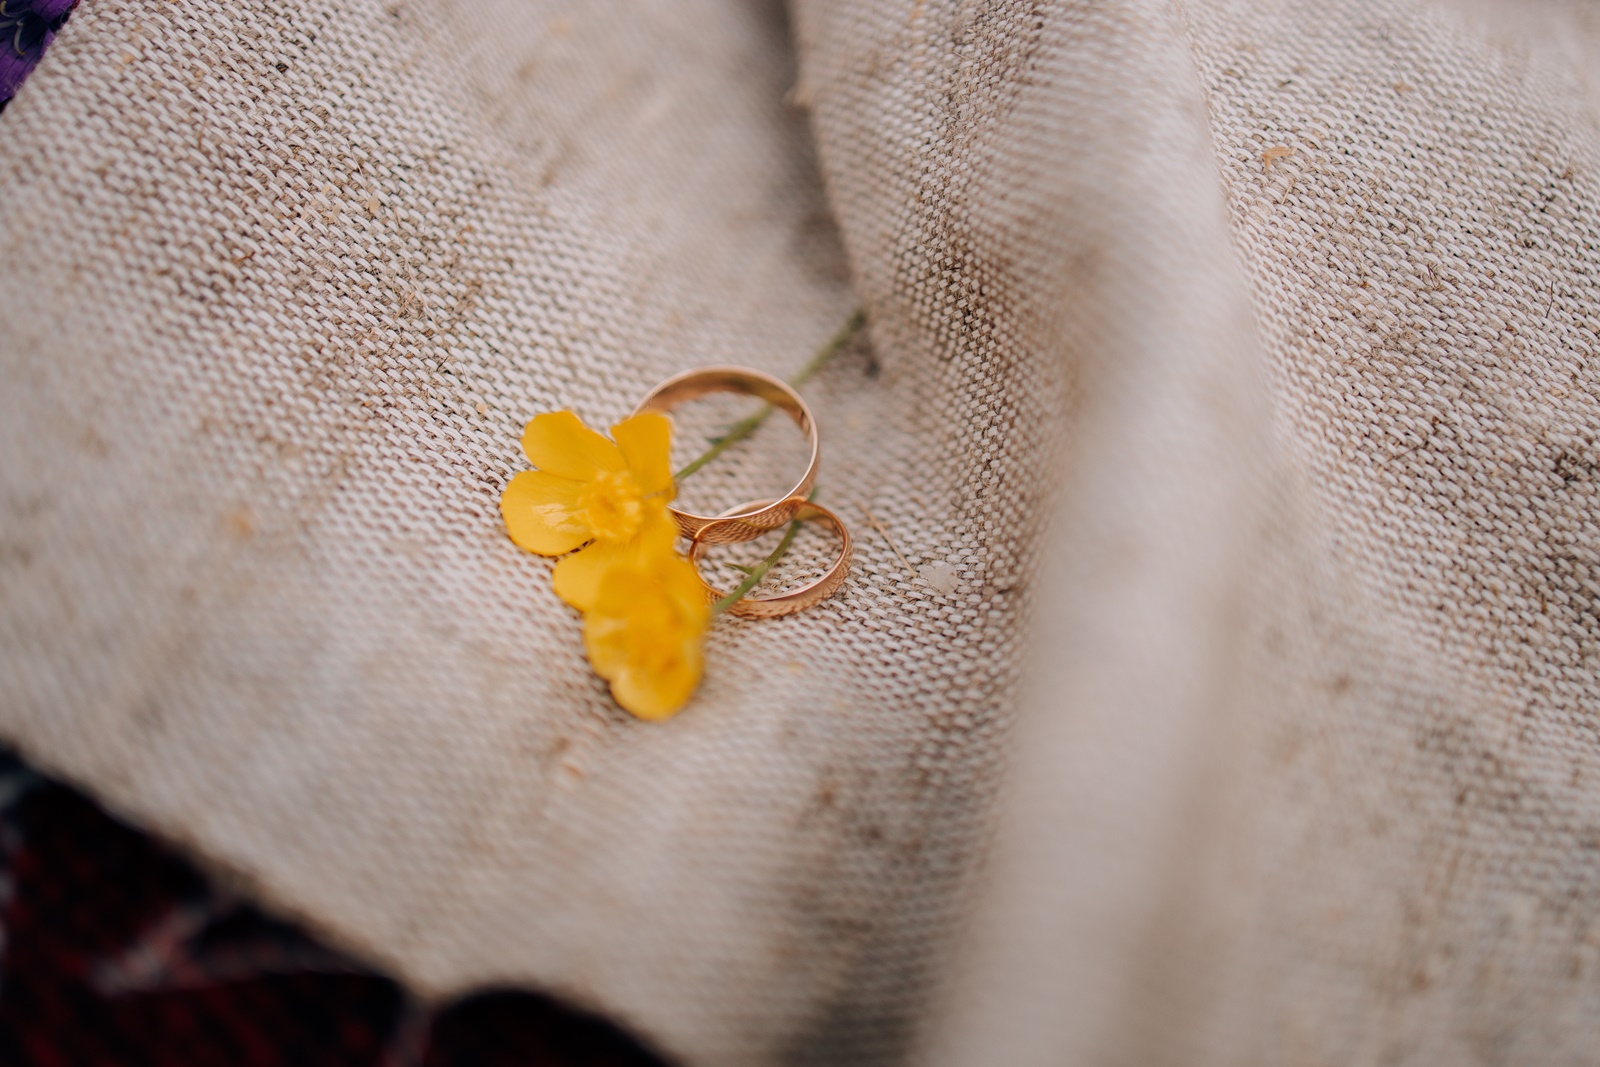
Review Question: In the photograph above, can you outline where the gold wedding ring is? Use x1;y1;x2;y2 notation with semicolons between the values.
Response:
688;497;852;618
633;366;819;545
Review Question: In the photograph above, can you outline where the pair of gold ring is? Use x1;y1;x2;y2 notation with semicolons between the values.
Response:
632;366;851;618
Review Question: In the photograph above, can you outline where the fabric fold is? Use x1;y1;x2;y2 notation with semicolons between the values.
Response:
792;0;1600;1062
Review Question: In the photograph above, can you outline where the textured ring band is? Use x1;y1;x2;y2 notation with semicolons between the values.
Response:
632;366;819;545
688;497;852;618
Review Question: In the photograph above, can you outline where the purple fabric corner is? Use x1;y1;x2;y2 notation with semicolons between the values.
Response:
0;0;78;106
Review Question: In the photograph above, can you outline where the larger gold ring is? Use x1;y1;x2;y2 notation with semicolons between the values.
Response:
688;497;852;618
632;366;819;545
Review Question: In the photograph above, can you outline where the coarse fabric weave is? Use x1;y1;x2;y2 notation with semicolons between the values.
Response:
3;0;1600;1065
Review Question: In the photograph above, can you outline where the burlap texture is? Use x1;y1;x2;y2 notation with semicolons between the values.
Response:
3;0;1599;1063
0;0;1027;1062
792;1;1600;1064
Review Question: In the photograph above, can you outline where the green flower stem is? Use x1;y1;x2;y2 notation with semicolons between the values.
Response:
675;309;865;482
712;514;804;615
790;308;868;389
674;409;768;482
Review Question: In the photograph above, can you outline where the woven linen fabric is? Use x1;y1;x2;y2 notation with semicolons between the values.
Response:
5;1;1600;1066
795;0;1600;1063
0;0;1025;1064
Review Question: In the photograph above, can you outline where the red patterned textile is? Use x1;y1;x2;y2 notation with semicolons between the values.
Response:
0;753;669;1067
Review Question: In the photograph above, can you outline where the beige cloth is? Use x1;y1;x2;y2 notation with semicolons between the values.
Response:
3;0;1599;1063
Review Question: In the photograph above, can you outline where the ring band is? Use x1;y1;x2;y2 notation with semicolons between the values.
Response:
688;497;852;618
632;366;819;545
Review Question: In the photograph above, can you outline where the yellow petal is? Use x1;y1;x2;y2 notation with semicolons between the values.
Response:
558;505;680;611
500;470;591;556
612;412;675;498
661;553;712;625
522;410;625;481
582;553;708;720
552;537;630;612
610;644;702;720
583;609;631;678
634;500;681;557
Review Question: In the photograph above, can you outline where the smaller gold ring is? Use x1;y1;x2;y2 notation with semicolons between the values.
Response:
632;366;819;545
689;498;852;618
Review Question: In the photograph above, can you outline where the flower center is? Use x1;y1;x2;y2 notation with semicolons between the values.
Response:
579;469;646;543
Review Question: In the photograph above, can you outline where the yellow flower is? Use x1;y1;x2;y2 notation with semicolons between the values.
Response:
501;409;678;611
584;551;710;719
